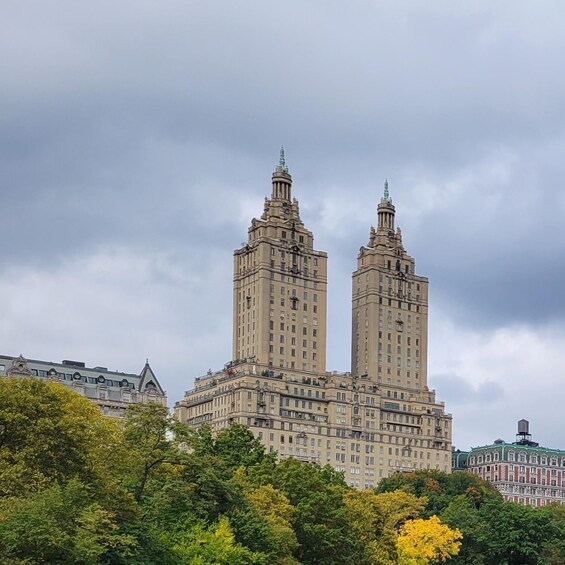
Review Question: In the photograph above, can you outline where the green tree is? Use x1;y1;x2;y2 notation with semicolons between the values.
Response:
443;495;553;565
0;480;136;564
188;423;275;474
376;470;500;517
244;484;299;563
440;495;484;565
539;503;565;565
267;458;360;564
186;423;215;457
121;402;190;503
0;378;121;498
172;516;265;564
476;498;552;565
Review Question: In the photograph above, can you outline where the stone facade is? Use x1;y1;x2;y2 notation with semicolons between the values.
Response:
0;354;166;417
175;153;452;488
352;180;428;392
232;149;327;374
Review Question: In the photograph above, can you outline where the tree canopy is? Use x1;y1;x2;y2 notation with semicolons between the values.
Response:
0;378;563;564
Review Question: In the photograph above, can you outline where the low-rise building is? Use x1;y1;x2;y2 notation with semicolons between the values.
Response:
0;354;166;417
456;420;565;506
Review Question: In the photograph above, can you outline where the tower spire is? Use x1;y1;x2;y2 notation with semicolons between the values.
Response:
272;145;292;200
377;179;395;231
276;146;288;173
382;178;392;204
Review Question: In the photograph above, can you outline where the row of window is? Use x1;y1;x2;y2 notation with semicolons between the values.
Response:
269;334;318;347
357;272;420;288
29;369;134;389
273;286;319;301
268;347;318;360
471;452;565;466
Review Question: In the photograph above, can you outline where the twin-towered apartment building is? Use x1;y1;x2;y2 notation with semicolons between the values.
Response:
175;151;452;487
7;154;565;498
0;152;452;488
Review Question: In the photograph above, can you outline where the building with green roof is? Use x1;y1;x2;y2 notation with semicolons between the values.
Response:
454;420;565;507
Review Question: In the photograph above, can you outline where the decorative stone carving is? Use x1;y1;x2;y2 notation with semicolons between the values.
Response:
7;354;33;378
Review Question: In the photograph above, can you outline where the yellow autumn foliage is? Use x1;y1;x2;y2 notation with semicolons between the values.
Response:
397;515;462;565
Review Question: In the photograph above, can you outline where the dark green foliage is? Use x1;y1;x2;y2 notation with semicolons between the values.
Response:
187;423;276;472
539;503;565;564
264;458;361;564
442;495;556;565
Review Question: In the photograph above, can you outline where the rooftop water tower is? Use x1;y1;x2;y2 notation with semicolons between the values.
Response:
515;419;539;447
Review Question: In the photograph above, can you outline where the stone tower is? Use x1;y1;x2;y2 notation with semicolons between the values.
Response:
351;181;429;390
232;149;328;374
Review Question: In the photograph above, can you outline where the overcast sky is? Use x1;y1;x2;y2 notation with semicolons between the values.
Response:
3;1;565;451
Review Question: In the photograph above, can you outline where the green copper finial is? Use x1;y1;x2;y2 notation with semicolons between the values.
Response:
276;146;289;173
381;179;392;204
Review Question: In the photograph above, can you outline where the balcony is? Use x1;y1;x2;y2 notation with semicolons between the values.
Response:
279;453;321;464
